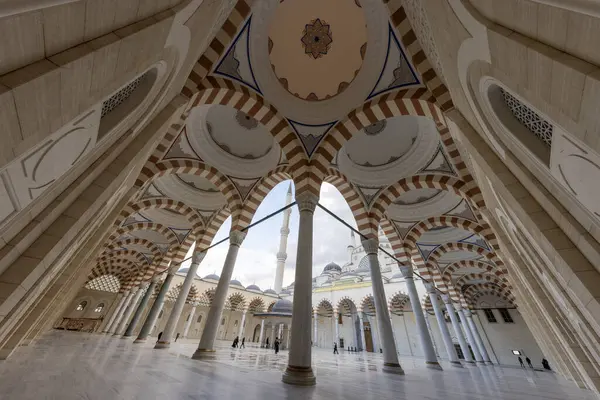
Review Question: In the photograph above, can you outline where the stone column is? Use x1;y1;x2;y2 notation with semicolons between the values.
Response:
278;323;284;340
123;277;159;337
424;312;439;356
134;270;175;343
183;305;197;338
258;319;265;345
426;284;462;367
333;309;340;346
103;292;127;333
362;238;404;373
238;309;247;339
282;192;318;386
313;309;318;347
465;310;492;364
357;310;367;351
400;266;441;370
115;285;144;335
458;306;484;364
193;231;246;357
156;251;206;349
442;295;475;365
388;309;397;349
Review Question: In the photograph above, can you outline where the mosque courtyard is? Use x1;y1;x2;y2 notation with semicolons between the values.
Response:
0;331;593;400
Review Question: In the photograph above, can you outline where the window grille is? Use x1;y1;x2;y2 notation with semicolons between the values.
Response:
483;309;497;323
500;88;553;146
94;303;105;313
85;275;120;293
101;73;148;118
498;308;514;323
76;301;87;311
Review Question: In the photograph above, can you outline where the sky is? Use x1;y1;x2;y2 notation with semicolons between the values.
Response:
178;181;359;291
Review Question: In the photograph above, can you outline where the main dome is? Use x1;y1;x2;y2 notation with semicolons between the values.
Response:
323;262;342;273
268;0;367;101
271;298;293;314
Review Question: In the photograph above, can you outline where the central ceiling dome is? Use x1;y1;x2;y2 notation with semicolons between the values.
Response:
268;0;367;101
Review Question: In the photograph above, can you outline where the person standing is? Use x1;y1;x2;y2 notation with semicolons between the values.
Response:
274;338;280;354
266;337;269;349
526;356;533;368
157;332;163;343
175;333;180;342
333;343;339;354
518;356;525;368
240;337;245;349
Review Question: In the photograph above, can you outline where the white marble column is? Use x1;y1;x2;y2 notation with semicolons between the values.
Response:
465;310;492;364
333;309;340;346
183;305;197;339
282;192;318;386
193;231;246;357
424;312;439;356
258;319;265;345
357;311;367;351
123;277;159;337
426;284;462;367
103;292;127;333
400;266;441;370
388;309;397;349
458;306;484;364
115;285;144;335
362;238;404;373
313;310;318;347
442;295;475;365
156;251;206;348
238;309;247;339
278;323;284;340
135;270;175;343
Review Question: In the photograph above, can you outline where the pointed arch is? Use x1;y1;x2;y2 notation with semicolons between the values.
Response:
98;249;148;266
442;260;508;286
388;291;410;315
104;238;161;258
247;297;265;313
105;222;179;248
227;292;247;311
337;297;358;315
360;295;376;315
455;273;513;292
196;207;230;250
324;167;372;236
316;299;334;317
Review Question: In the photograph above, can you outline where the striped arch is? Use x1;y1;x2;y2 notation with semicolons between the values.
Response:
187;77;306;166
442;260;509;286
379;219;407;262
181;1;252;97
196;207;230;250
169;232;196;269
200;288;215;307
104;238;161;258
114;198;204;236
98;250;148;266
422;295;434;314
324;168;372;236
227;292;247;311
239;165;292;230
463;283;516;306
337;297;358;315
409;247;444;289
404;216;491;252
316;299;334;316
373;175;485;223
266;301;276;312
247;297;265;313
106;222;178;248
426;243;506;276
360;294;376;315
455;273;513;292
388;291;410;315
135;159;240;209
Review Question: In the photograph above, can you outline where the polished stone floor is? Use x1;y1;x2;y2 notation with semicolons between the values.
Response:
0;331;595;400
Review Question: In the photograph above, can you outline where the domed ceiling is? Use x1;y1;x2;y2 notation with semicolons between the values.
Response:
269;0;367;101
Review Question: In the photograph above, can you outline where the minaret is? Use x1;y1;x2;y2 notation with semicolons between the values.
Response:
347;230;356;265
274;183;293;293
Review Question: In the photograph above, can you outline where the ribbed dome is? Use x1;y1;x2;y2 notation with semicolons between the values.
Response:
355;256;371;273
323;262;341;273
264;289;277;295
271;298;292;314
230;279;243;287
246;284;262;292
203;274;220;280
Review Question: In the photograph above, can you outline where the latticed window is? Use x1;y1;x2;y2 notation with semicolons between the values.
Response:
101;72;148;118
498;308;514;323
483;309;497;323
94;303;104;313
500;88;553;147
85;275;120;293
76;301;87;311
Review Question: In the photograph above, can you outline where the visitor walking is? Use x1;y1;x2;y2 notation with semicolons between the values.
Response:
240;337;245;349
518;356;524;368
157;332;163;343
526;356;533;368
232;336;239;348
266;337;269;349
333;343;339;354
542;358;551;371
175;333;180;342
274;338;280;354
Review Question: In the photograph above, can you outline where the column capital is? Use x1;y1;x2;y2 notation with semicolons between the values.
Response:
455;303;463;311
463;309;472;317
399;265;413;278
423;282;436;293
441;294;452;305
295;192;319;213
191;250;207;265
151;274;161;283
229;230;247;247
361;238;379;255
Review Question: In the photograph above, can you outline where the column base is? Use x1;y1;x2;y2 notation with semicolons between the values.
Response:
449;361;464;368
382;362;405;375
154;341;171;349
133;338;147;344
464;361;478;367
282;365;316;386
425;361;443;371
191;349;217;360
485;361;494;365
112;333;122;337
476;360;486;365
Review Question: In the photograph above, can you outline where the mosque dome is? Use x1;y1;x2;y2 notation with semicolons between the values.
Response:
281;288;292;295
203;274;220;281
230;279;243;287
323;262;342;273
264;289;277;295
178;267;190;274
246;284;262;292
271;298;293;314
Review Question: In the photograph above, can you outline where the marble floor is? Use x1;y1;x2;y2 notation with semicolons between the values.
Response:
0;331;596;400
